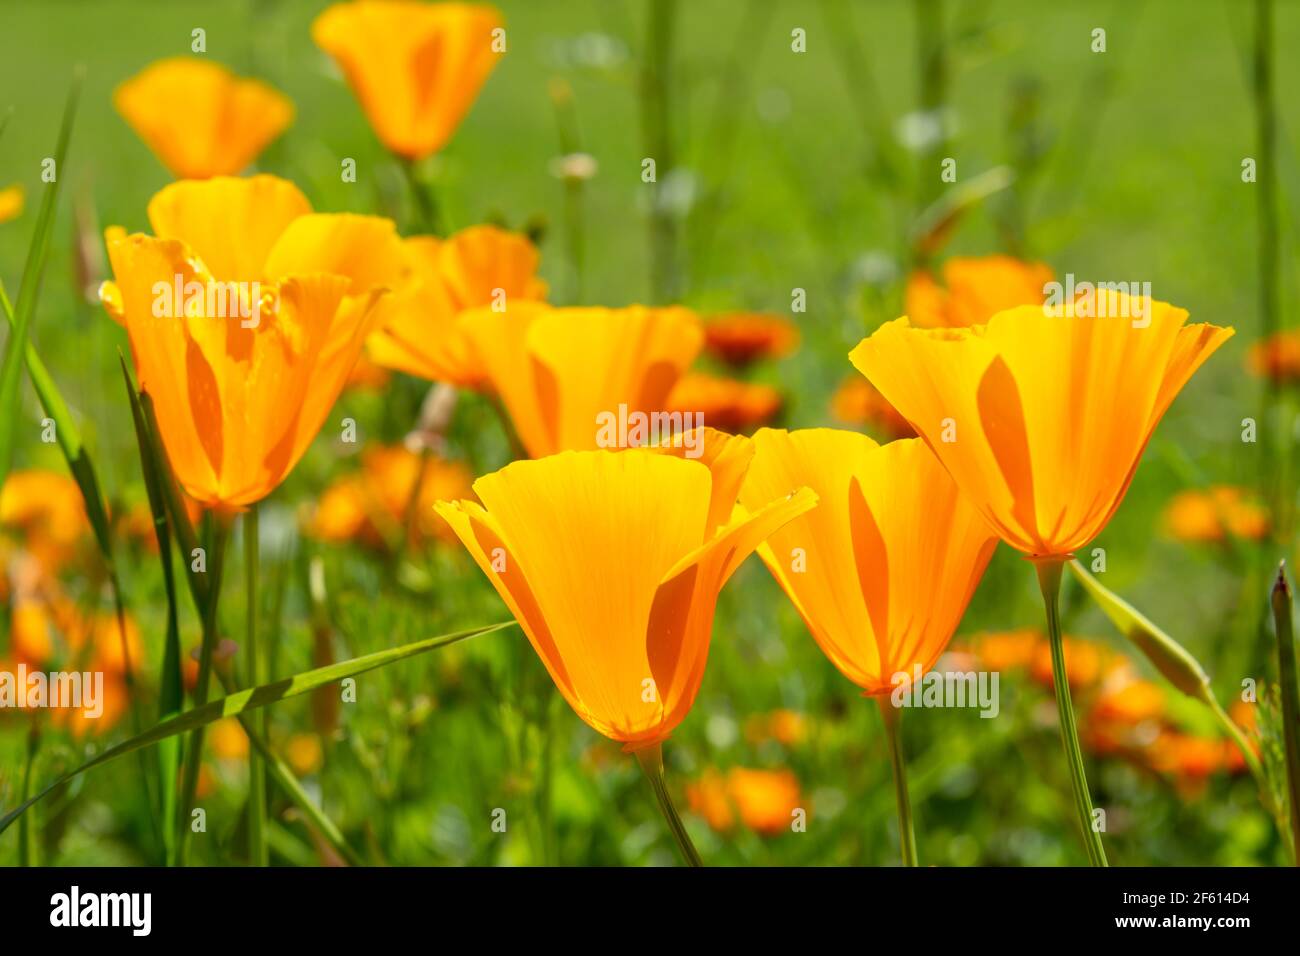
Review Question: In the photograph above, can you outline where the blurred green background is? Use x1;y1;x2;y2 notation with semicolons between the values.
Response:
0;0;1297;865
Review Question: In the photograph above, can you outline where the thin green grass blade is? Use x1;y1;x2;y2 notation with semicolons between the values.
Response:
0;73;81;482
1271;563;1300;861
0;620;514;836
120;354;184;864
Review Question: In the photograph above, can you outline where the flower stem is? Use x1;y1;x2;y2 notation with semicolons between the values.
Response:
1034;557;1108;866
1271;563;1300;864
876;697;918;866
246;505;268;866
634;742;702;867
177;517;229;866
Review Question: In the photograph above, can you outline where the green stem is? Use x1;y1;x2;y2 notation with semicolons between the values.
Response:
399;158;442;236
177;517;230;866
634;742;702;867
18;723;39;867
246;506;268;866
1035;558;1108;866
877;697;918;866
1271;564;1300;864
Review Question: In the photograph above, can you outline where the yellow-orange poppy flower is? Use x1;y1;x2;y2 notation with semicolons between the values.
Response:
114;58;293;180
435;441;817;750
459;303;702;458
1162;485;1270;544
1246;330;1300;384
366;225;546;388
312;1;504;160
687;768;802;835
666;372;781;434
829;375;913;440
702;312;799;366
306;443;472;549
0;185;23;223
1;470;89;573
850;291;1233;558
905;254;1053;329
740;428;997;695
744;708;808;747
101;175;402;508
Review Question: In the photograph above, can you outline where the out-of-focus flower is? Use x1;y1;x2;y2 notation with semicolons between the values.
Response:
0;470;89;573
905;255;1052;329
1246;330;1300;384
851;291;1233;558
435;438;816;750
686;767;802;835
312;1;504;160
285;732;324;776
741;429;996;696
210;717;250;760
666;372;781;435
745;709;807;747
1162;486;1270;544
344;352;393;392
306;444;473;550
829;376;913;440
460;303;702;458
114;58;293;179
1090;675;1166;725
367;225;547;389
702;312;799;367
101;175;401;508
548;152;598;182
1029;636;1113;690
10;600;56;667
0;184;23;223
969;629;1040;672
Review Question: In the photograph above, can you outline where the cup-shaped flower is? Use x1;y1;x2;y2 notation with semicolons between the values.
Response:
366;225;546;388
740;428;997;695
458;303;703;457
101;175;403;508
312;1;503;160
905;255;1053;329
435;437;817;750
114;58;293;180
849;292;1233;558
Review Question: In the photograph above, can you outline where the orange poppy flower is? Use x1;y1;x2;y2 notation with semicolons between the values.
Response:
702;312;799;366
312;1;504;160
114;58;293;180
745;708;808;747
435;439;817;750
307;443;473;549
101;175;402;508
0;185;23;223
1090;676;1166;725
1162;485;1270;543
687;768;802;835
210;717;250;761
970;628;1040;672
459;303;702;458
1246;330;1300;384
1;470;89;573
666;372;781;434
829;376;913;440
905;255;1053;329
850;291;1233;558
740;429;997;695
366;225;547;389
1029;636;1113;690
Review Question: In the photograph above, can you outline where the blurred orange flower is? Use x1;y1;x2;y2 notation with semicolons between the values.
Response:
312;1;504;160
851;292;1233;558
829;376;913;440
285;733;325;776
1;470;89;573
702;312;799;366
101;175;401;508
114;58;293;179
969;628;1040;672
1162;485;1269;543
1246;330;1300;384
0;184;23;223
905;255;1053;329
745;708;807;747
460;303;702;458
307;444;473;550
367;225;547;389
740;429;997;695
666;372;781;434
686;767;802;835
210;717;250;760
435;439;816;749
